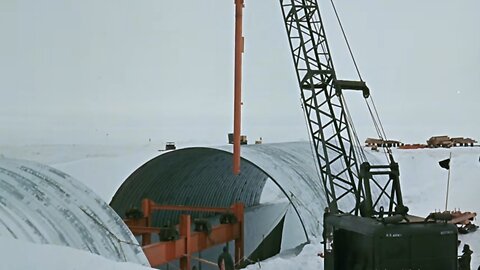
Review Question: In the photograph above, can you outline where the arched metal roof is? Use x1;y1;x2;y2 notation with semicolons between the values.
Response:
110;147;270;227
0;157;148;265
111;142;339;240
226;142;329;239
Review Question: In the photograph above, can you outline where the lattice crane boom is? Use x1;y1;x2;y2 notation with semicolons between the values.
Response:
279;0;368;215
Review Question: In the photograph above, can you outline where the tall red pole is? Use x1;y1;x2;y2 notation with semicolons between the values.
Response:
233;0;244;175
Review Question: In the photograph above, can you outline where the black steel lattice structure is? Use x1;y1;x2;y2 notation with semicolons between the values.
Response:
279;0;363;214
279;0;407;218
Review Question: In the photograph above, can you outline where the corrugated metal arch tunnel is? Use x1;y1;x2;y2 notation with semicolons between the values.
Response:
110;142;333;241
0;157;148;265
111;147;269;226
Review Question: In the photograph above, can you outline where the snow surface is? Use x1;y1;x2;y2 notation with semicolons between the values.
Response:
0;237;154;270
0;144;479;269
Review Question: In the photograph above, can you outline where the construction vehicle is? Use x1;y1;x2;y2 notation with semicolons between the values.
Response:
278;0;458;269
449;211;478;234
228;133;248;145
165;142;176;150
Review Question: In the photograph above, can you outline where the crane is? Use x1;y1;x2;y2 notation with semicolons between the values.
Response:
279;0;458;269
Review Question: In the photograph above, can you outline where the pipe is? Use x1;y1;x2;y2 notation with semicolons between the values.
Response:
233;0;244;175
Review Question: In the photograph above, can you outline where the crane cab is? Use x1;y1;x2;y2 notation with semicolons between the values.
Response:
323;214;458;270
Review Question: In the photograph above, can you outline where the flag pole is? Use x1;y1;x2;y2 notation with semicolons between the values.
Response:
444;152;452;212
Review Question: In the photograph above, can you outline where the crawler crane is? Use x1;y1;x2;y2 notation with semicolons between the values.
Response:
278;0;458;269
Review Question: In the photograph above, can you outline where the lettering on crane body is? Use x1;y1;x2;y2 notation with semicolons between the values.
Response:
385;233;402;238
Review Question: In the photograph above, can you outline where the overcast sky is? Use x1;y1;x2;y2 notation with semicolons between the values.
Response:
1;0;479;146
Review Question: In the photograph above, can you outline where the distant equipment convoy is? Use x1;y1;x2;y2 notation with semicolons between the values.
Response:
365;135;477;150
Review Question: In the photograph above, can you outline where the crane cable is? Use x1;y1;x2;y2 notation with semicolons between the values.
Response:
301;100;327;189
329;0;392;162
312;1;369;166
329;0;362;81
329;0;368;161
341;95;367;163
365;98;391;161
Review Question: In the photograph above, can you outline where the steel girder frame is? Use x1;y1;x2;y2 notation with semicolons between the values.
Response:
279;0;362;214
126;199;244;269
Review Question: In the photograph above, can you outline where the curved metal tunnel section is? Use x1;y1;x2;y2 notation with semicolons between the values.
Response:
111;142;334;240
110;147;269;227
0;157;149;265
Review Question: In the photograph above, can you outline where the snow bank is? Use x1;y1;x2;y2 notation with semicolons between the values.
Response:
392;148;480;267
394;147;480;216
0;237;154;270
51;146;161;201
244;242;324;270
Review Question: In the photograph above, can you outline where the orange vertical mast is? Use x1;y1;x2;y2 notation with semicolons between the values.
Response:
233;0;244;175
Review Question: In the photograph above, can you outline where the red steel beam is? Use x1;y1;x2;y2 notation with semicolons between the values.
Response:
143;222;242;267
128;226;161;234
233;203;244;263
124;218;152;245
149;204;234;214
179;215;191;270
143;238;185;266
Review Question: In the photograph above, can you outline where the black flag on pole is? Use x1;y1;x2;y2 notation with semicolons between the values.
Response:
439;158;450;170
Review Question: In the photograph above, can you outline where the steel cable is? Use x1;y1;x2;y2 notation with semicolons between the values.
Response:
329;0;392;163
329;0;363;81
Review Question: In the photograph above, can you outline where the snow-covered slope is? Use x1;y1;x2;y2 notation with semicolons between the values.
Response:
395;147;480;216
394;147;480;268
0;237;154;270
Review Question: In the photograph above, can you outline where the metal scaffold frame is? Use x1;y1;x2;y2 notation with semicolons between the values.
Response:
124;199;244;270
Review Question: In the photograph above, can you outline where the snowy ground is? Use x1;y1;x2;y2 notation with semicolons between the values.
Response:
0;237;154;270
0;144;479;269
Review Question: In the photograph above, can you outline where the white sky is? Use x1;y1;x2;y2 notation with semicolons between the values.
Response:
1;0;479;146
